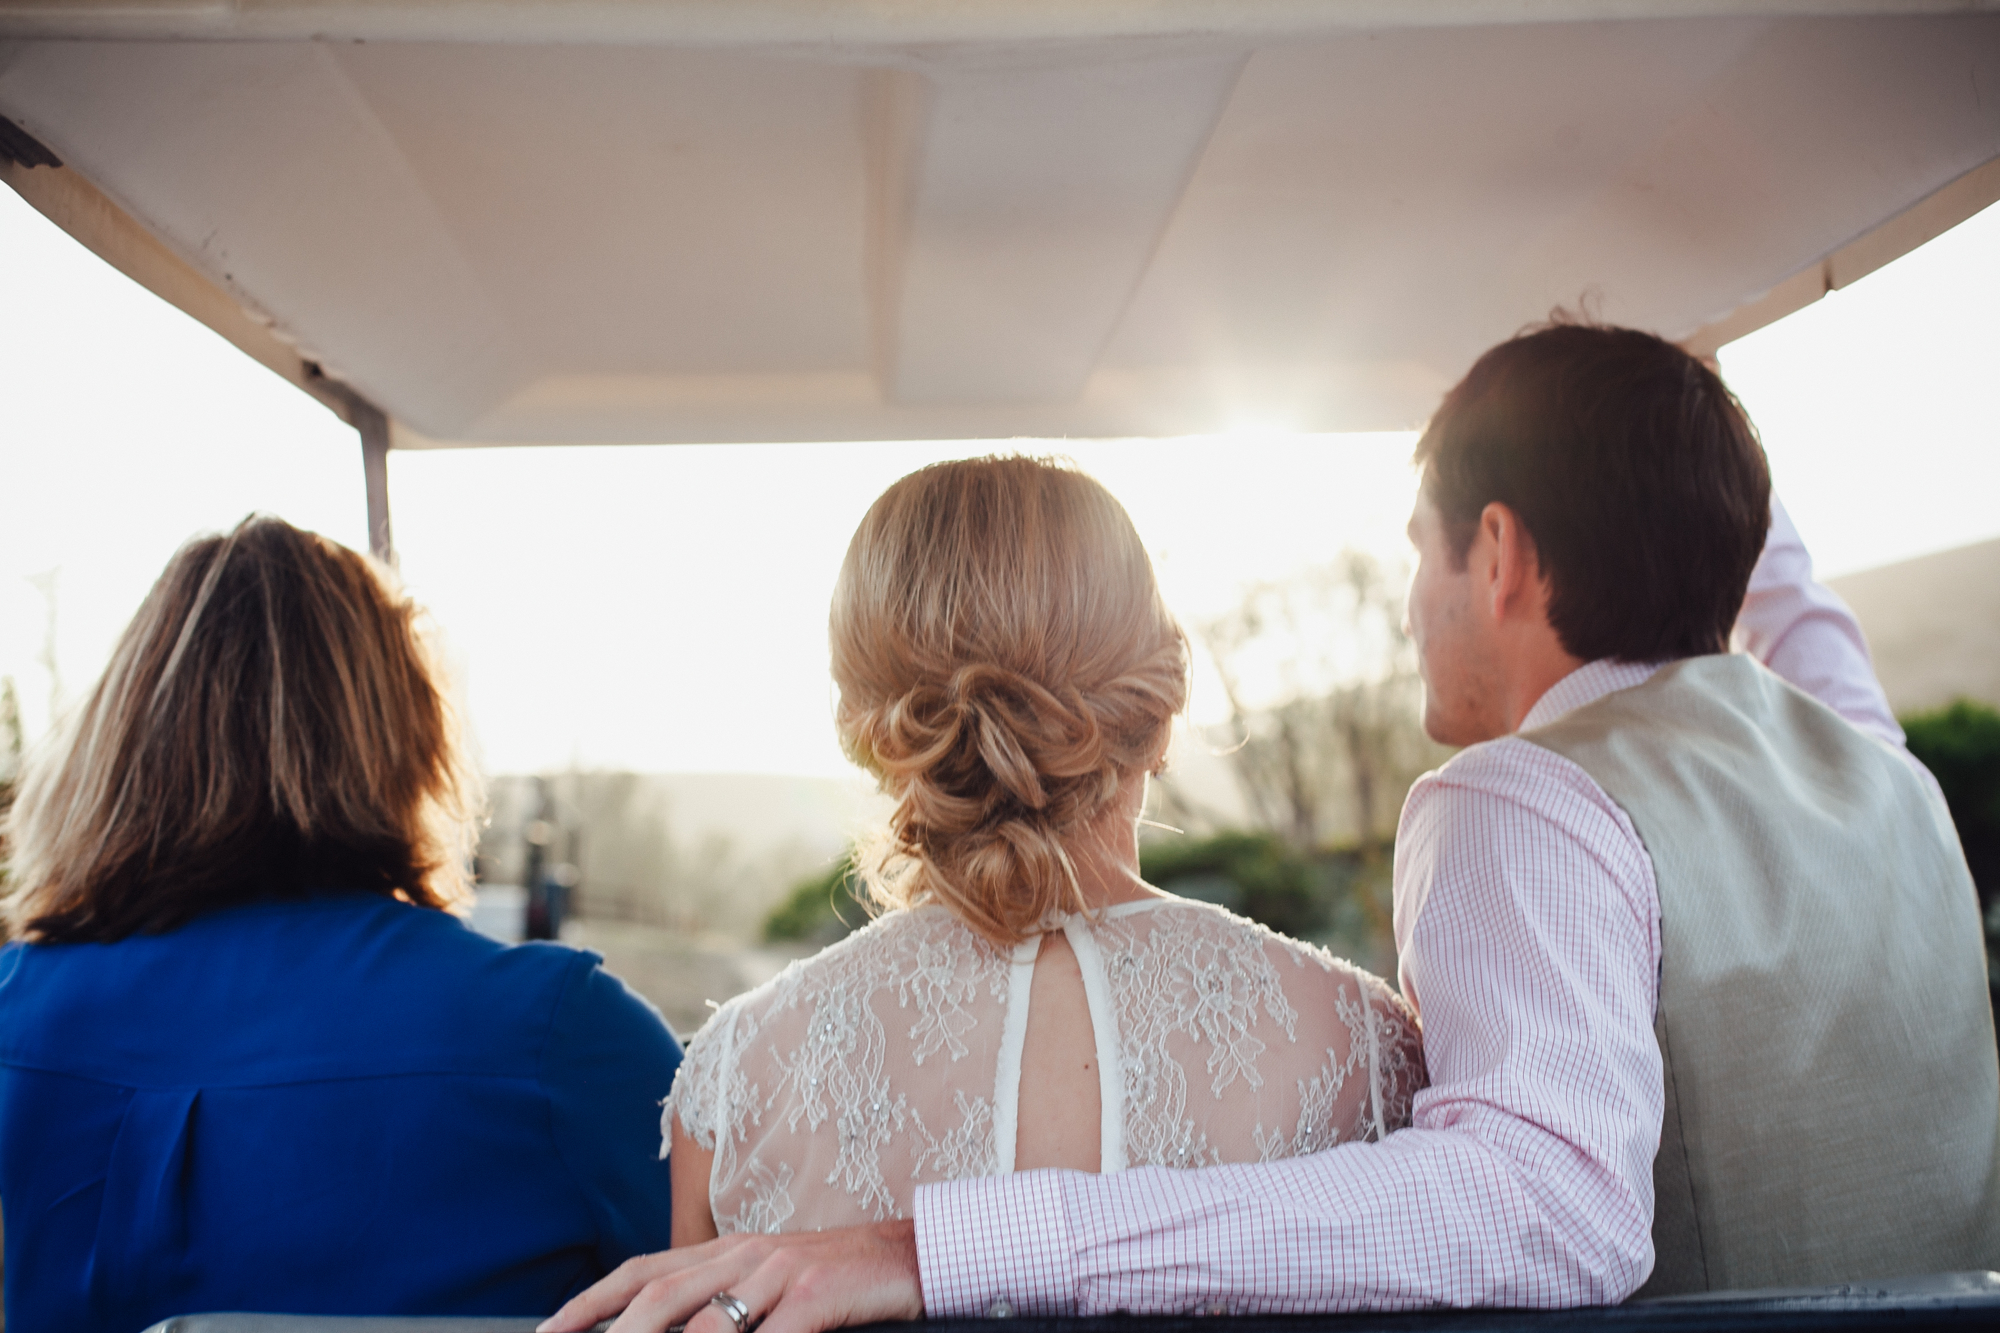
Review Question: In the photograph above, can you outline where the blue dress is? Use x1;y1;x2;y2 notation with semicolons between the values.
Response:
0;892;682;1333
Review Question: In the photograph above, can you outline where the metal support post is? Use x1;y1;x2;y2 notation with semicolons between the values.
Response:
354;401;395;566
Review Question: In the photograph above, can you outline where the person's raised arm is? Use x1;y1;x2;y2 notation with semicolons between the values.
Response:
1735;498;1902;747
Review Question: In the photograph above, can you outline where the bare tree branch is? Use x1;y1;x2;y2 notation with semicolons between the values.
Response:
1196;551;1449;850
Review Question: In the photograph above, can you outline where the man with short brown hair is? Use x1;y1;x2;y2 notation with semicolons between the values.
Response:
1400;322;1996;1295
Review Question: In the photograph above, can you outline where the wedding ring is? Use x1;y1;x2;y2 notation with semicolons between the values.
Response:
709;1291;754;1333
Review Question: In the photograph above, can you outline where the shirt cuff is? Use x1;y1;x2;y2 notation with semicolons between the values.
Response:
913;1170;1079;1318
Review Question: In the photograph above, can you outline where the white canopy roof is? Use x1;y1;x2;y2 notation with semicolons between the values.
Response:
3;1;1998;447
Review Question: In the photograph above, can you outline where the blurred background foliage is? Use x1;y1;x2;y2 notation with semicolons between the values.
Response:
766;833;1399;975
767;695;2000;991
763;857;871;947
1170;551;1447;848
1900;699;2000;1009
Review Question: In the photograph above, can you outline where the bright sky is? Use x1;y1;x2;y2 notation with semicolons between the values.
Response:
3;186;1997;777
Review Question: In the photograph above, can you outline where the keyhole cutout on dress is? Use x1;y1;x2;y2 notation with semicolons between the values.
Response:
1014;929;1103;1172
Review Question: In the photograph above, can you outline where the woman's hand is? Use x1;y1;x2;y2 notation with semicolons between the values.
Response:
540;1220;924;1333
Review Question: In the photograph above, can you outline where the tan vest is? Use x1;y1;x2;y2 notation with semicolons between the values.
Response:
1522;655;2000;1295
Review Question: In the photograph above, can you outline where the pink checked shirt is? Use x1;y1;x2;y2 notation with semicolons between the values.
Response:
912;500;1911;1314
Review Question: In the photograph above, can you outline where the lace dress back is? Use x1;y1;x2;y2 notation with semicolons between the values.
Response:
667;897;1424;1234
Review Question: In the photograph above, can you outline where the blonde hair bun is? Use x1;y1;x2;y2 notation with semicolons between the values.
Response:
831;457;1188;944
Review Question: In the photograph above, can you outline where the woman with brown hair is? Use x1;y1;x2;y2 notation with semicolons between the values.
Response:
0;517;680;1332
655;456;1424;1247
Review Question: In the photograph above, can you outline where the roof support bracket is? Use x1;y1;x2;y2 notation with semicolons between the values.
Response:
355;399;395;568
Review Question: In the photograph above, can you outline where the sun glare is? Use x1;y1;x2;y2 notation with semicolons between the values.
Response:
2;187;1996;776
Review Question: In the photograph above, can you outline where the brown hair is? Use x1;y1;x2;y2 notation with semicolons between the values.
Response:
831;457;1188;946
1414;319;1771;662
1;516;481;943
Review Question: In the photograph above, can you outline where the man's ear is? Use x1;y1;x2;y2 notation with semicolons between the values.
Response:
1480;502;1544;623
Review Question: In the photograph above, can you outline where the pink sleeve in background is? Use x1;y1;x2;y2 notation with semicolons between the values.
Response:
1734;498;1903;748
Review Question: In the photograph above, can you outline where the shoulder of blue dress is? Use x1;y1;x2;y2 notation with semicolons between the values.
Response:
325;892;608;963
301;898;620;1031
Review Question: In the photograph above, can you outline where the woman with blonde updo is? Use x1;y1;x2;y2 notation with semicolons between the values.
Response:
663;456;1424;1242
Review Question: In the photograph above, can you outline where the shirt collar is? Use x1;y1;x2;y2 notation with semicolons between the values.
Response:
1517;658;1666;733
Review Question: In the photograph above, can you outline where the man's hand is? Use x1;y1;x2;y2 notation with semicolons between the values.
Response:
539;1220;923;1333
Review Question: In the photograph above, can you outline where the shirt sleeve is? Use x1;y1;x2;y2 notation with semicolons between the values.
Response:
914;744;1662;1313
540;953;683;1277
1735;497;1903;747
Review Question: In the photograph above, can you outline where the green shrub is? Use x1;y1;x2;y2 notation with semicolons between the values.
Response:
1142;831;1394;967
1903;701;2000;978
763;856;871;944
1139;830;1323;939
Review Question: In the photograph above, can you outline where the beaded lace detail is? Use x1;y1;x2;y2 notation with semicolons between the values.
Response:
666;898;1424;1234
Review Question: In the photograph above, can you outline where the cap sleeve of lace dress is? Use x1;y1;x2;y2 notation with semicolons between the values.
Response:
660;997;745;1155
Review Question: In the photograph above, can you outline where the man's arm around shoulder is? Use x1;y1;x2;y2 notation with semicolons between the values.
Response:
914;754;1662;1317
543;749;1665;1333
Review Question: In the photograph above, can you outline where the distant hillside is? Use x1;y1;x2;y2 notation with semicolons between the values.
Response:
1828;537;2000;716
